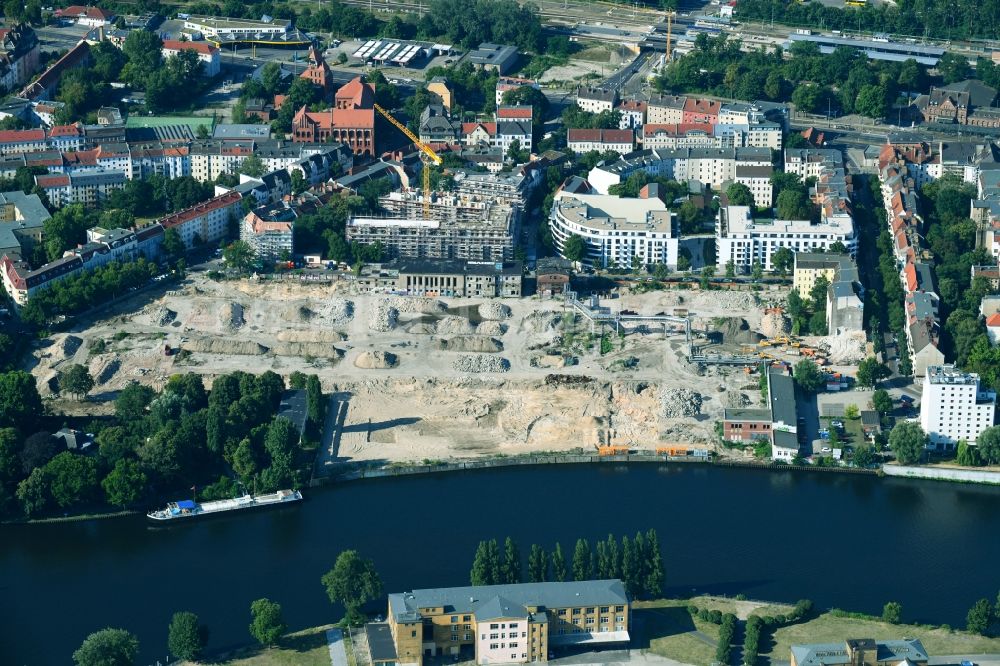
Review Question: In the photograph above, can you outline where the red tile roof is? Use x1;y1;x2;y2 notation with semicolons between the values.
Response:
497;105;533;119
683;98;722;115
987;313;1000;326
567;128;634;144
462;122;496;136
0;129;45;143
60;5;114;19
162;39;219;55
49;123;82;137
643;122;713;136
36;174;70;187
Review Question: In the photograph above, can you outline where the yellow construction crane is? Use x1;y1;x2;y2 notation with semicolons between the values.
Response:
374;103;443;220
665;11;674;63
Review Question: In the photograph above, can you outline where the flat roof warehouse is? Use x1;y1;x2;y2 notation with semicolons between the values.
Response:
786;33;945;66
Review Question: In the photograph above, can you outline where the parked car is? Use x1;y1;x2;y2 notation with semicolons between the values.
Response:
821;446;832;453
831;420;844;429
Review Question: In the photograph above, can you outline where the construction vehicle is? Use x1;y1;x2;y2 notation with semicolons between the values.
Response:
758;352;774;360
758;339;772;347
373;103;443;219
772;336;791;346
598;446;630;456
801;347;817;357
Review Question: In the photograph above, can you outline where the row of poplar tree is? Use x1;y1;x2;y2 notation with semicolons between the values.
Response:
470;530;665;599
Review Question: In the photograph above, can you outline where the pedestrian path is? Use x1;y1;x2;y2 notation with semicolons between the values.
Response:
327;628;349;666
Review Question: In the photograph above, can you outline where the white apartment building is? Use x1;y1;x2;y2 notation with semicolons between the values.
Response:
575;86;618;114
566;129;635;156
158;190;243;249
716;205;857;271
35;168;127;207
162;40;221;78
784;148;843;180
733;165;774;208
587;147;773;194
550;190;679;269
920;365;997;450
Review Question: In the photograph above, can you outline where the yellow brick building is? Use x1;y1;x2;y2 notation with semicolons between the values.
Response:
376;580;630;665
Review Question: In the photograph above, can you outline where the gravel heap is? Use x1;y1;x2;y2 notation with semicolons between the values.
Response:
726;392;753;408
61;335;83;357
476;321;507;336
436;316;474;335
369;300;399;332
354;350;399;369
221;302;245;330
391;296;446;314
453;354;510;373
328;299;354;325
478;302;512;320
661;387;703;417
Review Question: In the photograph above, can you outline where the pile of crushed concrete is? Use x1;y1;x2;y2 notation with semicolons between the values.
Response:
453;354;510;373
220;302;245;330
759;311;790;338
152;307;177;326
661;387;703;417
354;350;399;369
326;299;354;326
478;302;512;320
476;321;507;336
390;296;447;314
369;300;398;332
407;316;474;335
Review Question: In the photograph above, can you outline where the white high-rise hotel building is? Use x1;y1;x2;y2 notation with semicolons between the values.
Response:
920;365;996;450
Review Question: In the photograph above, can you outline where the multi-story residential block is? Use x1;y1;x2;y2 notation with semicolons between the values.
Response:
348;188;519;262
419;104;460;144
240;203;295;261
35;168;127;207
427;77;452;109
0;24;40;92
733;164;773;208
920;365;997;450
1;223;162;305
794;253;864;334
616;100;646;129
382;580;630;665
21;40;91;101
791;639;927;666
0;191;50;259
566;128;634;155
575;86;619;114
495;120;532;153
646;94;687;125
682;97;721;125
641;123;715;150
162;40;221;78
587;147;772;194
0;128;47;155
716;205;856;271
550;188;678;269
158;190;243;249
784;148;843;180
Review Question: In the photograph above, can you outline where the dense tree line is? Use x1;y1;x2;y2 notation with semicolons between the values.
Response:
235;62;321;135
0;369;319;519
736;0;1000;44
470;531;664;599
292;181;390;263
656;34;930;120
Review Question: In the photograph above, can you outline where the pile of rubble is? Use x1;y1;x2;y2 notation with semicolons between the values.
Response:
220;302;245;330
661;387;703;417
478;302;512;320
391;296;446;314
476;321;507;336
369;300;399;332
354;350;399;369
327;299;354;326
453;354;510;373
153;307;177;326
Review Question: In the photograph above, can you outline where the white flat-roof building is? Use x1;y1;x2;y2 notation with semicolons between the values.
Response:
716;205;857;271
183;15;291;42
920;365;997;450
550;190;678;269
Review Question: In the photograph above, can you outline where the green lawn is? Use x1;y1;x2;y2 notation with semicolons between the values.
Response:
196;624;337;666
768;614;1000;661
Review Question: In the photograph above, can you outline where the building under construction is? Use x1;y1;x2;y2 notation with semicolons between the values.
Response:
346;189;520;262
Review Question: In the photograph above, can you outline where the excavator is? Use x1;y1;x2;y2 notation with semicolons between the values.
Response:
373;103;444;220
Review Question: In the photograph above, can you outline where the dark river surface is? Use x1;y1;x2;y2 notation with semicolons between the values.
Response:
4;463;1000;665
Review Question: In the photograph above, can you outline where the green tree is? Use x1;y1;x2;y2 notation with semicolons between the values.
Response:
872;389;893;415
470;539;501;585
957;440;982;466
572;538;593;581
563;234;586;263
699;265;714;290
527;544;549;582
793;359;824;393
726;182;755;207
16;467;50;516
249;598;286;647
115;382;155;421
0;370;43;430
771;247;794;276
502;536;522;584
856;358;890;388
551;542;567;582
725;260;735;278
306;374;324;427
967;598;993;635
73;628;139;666
168;611;207;661
102;458;147;508
162;227;185;259
976;426;1000;465
45;452;99;508
882;601;902;624
239;154;266;178
776;190;813;220
322;550;383;625
854;84;888;119
889;421;928;465
643;528;664;598
852;443;877;468
223;240;256;273
751;260;763;281
59;364;94;400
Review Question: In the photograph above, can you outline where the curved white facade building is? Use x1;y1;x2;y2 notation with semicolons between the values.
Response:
550;190;678;269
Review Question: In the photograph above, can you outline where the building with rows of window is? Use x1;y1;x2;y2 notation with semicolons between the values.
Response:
919;365;997;450
379;580;630;666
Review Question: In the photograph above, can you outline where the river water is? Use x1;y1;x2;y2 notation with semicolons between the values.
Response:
4;463;1000;665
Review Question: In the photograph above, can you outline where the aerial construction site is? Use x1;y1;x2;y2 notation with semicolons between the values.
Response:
30;273;868;467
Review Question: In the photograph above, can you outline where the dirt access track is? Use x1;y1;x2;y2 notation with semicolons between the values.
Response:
27;274;856;465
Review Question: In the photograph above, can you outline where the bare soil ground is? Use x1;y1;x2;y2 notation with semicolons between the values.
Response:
28;276;812;464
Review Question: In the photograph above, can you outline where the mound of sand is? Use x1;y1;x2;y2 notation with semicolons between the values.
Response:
531;354;567;368
439;336;504;353
276;330;344;343
271;342;343;359
354;350;399;369
760;312;791;338
184;338;268;355
90;356;121;385
435;316;475;335
705;317;761;345
476;321;507;336
389;296;446;314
